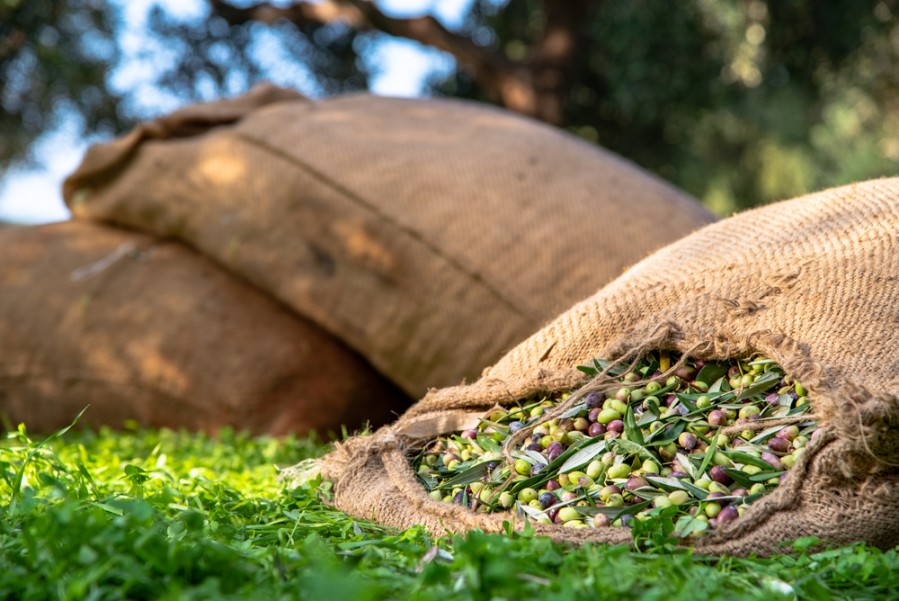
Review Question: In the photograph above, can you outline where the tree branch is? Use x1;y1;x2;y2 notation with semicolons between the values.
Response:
208;0;592;126
209;0;366;29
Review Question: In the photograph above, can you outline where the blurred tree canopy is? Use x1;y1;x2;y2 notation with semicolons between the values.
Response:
3;0;898;213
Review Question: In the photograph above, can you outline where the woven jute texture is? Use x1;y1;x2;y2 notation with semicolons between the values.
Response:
0;221;409;435
63;84;715;397
314;179;899;555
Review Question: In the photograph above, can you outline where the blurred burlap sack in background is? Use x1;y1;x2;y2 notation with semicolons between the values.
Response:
311;179;899;555
0;222;409;435
64;84;715;399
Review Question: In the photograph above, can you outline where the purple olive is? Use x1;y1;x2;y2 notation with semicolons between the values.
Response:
707;491;726;502
530;464;544;476
717;505;739;525
599;485;621;502
588;407;602;423
678;432;697;451
452;491;465;504
709;465;733;485
708;410;726;427
593;513;611;528
729;487;748;500
526;443;543;452
675;366;695;379
545;479;561;491
588;422;606;437
508;421;525;433
538;492;556;509
461;429;478;439
585;391;604;409
669;471;690;479
761;452;783;470
764;393;779;406
545;441;564;462
607;420;625;434
625;476;649;491
767;437;790;453
777;425;800;441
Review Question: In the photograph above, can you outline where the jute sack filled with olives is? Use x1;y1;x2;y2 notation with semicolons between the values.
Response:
312;178;899;555
0;221;408;435
62;84;714;397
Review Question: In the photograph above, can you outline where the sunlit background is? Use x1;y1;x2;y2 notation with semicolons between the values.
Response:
0;0;469;223
2;0;898;222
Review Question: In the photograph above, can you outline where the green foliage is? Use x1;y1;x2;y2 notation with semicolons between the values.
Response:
0;0;126;170
1;422;898;600
444;0;899;212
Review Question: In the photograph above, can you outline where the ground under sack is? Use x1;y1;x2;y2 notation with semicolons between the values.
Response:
0;221;409;435
309;178;899;556
63;84;715;397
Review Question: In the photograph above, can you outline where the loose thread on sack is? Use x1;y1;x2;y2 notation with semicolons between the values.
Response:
852;400;899;468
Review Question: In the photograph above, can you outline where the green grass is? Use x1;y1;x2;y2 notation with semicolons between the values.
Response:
0;422;896;600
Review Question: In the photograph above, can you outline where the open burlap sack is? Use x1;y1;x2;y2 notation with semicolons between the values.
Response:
63;84;715;397
311;178;899;555
0;221;409;435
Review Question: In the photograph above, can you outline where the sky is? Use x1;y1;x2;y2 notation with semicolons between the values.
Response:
0;0;473;224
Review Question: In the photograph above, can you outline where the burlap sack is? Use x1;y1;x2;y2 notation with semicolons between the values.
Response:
63;85;715;397
0;221;409;435
312;178;899;555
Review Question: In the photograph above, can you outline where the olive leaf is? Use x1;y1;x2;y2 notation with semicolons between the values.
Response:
557;440;607;474
436;461;492;490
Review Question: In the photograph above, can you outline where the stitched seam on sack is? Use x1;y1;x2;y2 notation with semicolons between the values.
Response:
232;131;538;323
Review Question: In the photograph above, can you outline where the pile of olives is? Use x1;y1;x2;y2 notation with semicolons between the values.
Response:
414;353;815;534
